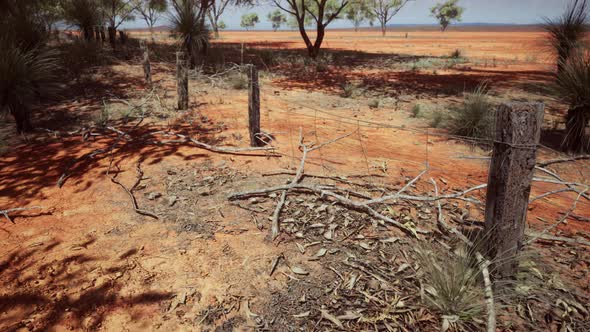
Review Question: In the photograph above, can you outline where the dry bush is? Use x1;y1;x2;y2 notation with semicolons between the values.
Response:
543;0;588;73
415;243;485;331
59;39;113;79
552;48;590;152
447;83;495;140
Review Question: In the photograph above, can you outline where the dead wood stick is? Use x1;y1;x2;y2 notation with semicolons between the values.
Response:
527;232;590;247
525;188;588;245
534;166;590;201
364;183;486;205
529;188;577;203
270;131;351;240
230;183;423;237
159;132;276;155
107;162;159;220
537;155;590;167
1;206;43;223
430;178;496;332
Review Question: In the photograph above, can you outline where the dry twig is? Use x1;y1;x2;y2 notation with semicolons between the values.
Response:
1;206;43;223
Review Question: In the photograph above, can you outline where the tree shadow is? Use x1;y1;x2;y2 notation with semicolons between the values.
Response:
0;239;172;331
207;41;554;98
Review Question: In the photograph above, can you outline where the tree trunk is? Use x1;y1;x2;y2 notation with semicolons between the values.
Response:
381;23;386;36
149;26;155;43
108;26;116;46
310;27;325;59
295;18;315;58
94;27;100;41
563;106;590;152
100;27;106;43
83;27;92;41
119;30;127;44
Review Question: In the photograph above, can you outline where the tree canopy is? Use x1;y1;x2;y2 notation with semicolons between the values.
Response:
431;0;464;31
273;0;349;57
345;0;374;31
267;9;287;31
240;12;259;30
370;0;411;36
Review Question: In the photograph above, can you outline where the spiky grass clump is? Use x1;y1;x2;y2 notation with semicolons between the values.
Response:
340;82;360;98
415;244;485;330
544;0;588;73
411;104;421;117
451;49;462;59
0;40;60;133
228;73;248;90
448;83;495;139
553;49;590;152
170;0;210;67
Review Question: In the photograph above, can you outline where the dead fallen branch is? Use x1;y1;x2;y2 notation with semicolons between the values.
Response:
534;167;590;201
364;182;486;205
537;155;590;167
156;132;277;155
528;232;590;247
230;182;426;237
269;130;352;239
525;188;588;246
1;206;43;223
106;161;159;220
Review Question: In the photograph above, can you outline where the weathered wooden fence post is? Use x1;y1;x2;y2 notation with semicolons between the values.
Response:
247;64;262;147
140;40;152;86
176;52;189;111
484;102;544;279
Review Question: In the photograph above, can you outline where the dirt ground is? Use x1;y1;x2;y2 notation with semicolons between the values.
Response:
1;28;589;331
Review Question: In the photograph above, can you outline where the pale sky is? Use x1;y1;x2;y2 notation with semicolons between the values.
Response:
125;0;570;30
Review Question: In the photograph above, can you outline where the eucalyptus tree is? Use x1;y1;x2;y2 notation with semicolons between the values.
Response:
135;0;168;42
370;0;411;36
273;0;349;58
240;12;259;30
430;0;464;31
206;0;231;38
267;9;287;31
100;0;137;45
345;0;374;31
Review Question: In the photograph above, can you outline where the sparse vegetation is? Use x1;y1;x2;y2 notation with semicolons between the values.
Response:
0;0;60;133
415;244;485;330
429;112;444;127
552;48;590;152
340;82;360;98
410;104;421;117
450;48;462;59
0;2;588;332
447;83;495;139
170;0;211;67
544;0;588;73
228;73;249;89
368;98;380;108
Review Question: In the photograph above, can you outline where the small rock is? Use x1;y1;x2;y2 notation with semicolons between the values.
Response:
146;192;161;200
